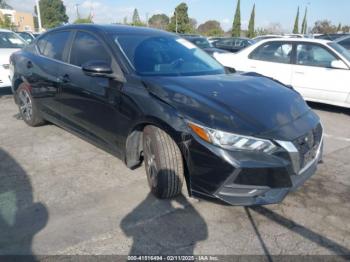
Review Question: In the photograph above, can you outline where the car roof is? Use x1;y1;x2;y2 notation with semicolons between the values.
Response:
0;29;13;32
48;24;176;37
335;35;350;42
256;37;332;44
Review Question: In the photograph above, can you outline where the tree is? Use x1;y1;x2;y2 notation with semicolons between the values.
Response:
293;7;299;34
311;20;337;34
247;4;256;38
132;8;141;25
0;15;14;30
342;25;350;33
337;23;342;32
74;16;93;24
0;0;12;9
232;0;241;37
35;0;68;29
301;8;307;34
198;20;224;36
168;3;192;33
148;14;169;30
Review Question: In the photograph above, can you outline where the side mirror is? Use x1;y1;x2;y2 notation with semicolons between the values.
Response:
331;60;348;70
82;61;113;77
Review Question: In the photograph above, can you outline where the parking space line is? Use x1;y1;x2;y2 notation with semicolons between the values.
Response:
324;134;350;142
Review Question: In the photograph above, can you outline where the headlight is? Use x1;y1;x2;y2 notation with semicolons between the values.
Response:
188;122;276;153
2;64;10;69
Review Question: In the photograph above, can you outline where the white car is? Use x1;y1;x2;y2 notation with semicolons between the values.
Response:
215;38;350;108
0;29;26;88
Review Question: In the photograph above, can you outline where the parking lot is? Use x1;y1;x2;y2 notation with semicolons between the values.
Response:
0;88;350;257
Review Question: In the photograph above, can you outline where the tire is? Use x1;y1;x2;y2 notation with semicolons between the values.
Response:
16;83;45;127
143;125;184;199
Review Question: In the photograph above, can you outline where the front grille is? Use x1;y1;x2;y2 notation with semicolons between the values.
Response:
293;124;323;170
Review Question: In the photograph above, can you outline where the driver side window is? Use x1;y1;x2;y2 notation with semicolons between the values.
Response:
296;44;336;68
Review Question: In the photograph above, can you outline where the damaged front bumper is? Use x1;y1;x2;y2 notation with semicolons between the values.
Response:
185;123;324;206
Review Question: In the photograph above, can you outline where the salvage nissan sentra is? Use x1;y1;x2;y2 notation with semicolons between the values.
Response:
10;25;323;205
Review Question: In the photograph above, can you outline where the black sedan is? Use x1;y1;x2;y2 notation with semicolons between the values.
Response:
10;25;323;206
182;35;229;56
213;37;255;53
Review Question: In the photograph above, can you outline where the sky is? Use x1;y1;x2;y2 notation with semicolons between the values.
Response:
6;0;350;32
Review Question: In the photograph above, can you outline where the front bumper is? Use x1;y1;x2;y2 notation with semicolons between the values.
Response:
185;120;323;206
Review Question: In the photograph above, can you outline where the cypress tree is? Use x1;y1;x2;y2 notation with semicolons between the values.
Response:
247;4;256;38
232;0;241;37
301;8;307;34
293;7;299;34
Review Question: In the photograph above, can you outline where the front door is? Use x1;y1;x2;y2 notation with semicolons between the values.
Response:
57;30;124;153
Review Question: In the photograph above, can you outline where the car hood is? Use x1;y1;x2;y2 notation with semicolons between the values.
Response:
143;73;311;136
0;48;19;64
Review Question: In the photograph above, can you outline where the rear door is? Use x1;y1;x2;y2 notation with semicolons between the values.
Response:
24;30;71;120
242;41;293;85
291;42;350;104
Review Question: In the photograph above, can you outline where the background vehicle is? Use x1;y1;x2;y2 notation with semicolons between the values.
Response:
10;25;323;206
16;31;36;44
0;29;26;88
182;35;229;56
315;33;349;41
253;35;282;42
215;38;350;108
335;35;350;51
213;37;255;53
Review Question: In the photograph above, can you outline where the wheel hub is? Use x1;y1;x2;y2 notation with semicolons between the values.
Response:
18;89;32;121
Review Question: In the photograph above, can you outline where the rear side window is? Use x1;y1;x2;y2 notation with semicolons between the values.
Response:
250;42;292;64
70;31;111;67
37;31;70;61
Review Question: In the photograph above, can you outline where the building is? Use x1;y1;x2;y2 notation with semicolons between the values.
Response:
0;8;35;32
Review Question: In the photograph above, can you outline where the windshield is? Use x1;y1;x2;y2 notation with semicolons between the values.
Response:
0;32;26;48
328;42;350;62
18;32;34;43
113;34;225;77
187;38;212;49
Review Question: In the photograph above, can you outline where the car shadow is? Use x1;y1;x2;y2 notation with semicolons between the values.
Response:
307;101;350;116
0;87;12;97
249;206;350;258
120;189;208;255
0;148;48;258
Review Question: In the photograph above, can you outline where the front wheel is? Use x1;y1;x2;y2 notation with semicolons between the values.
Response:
16;83;45;127
143;126;184;199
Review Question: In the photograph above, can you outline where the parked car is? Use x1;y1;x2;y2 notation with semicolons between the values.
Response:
10;25;323;206
253;35;282;42
16;31;36;44
335;35;350;51
315;33;348;41
0;29;27;88
215;38;350;108
207;37;224;44
213;37;255;53
182;35;229;56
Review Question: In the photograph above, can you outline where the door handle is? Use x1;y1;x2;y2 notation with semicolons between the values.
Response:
26;61;33;69
294;71;305;75
58;74;70;83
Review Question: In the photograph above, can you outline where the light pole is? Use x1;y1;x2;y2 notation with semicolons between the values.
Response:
35;0;42;32
175;11;178;33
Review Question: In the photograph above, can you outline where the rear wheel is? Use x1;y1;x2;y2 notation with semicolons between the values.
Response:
143;126;184;199
16;83;45;127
